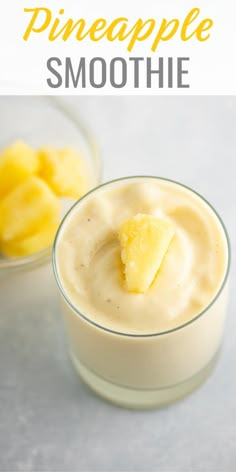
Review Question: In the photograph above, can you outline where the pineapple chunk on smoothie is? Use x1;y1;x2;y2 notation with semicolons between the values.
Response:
119;214;175;293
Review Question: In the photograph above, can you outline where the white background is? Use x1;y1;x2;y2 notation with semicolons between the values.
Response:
0;0;236;94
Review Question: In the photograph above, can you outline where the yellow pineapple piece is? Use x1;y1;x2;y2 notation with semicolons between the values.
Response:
38;146;88;199
119;214;175;293
0;141;39;197
0;176;60;241
0;220;59;258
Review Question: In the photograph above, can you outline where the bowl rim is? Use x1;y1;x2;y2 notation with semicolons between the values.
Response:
0;97;101;272
52;175;231;339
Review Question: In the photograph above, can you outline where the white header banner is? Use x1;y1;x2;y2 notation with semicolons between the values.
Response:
0;0;235;95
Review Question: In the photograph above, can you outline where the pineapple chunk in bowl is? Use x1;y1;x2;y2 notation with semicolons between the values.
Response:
0;97;101;308
0;97;101;269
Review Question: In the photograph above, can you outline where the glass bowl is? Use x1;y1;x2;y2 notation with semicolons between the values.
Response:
0;96;101;307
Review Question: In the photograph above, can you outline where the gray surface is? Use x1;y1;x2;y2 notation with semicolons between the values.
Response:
0;97;236;472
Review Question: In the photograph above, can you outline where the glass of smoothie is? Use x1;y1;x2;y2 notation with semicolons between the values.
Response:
53;177;230;408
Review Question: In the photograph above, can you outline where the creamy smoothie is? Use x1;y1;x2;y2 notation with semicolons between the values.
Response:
53;177;230;408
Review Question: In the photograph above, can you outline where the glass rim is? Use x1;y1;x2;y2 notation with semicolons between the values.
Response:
0;97;101;272
52;175;231;339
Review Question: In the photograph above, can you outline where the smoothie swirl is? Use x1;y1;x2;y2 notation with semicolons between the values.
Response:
56;178;227;334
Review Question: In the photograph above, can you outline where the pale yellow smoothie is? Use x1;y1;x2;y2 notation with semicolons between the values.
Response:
53;177;230;408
